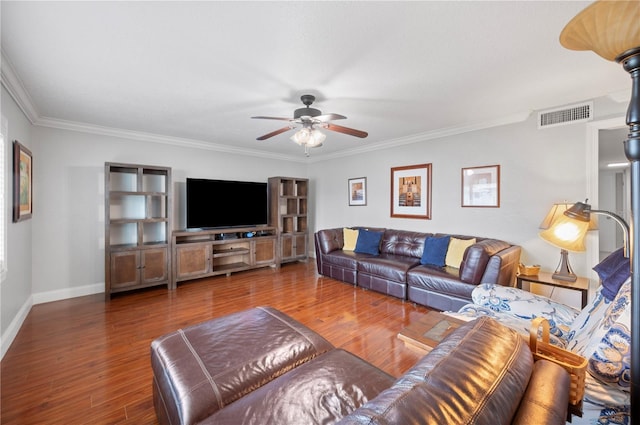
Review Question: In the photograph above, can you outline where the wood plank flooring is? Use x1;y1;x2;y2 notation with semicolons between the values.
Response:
1;262;432;424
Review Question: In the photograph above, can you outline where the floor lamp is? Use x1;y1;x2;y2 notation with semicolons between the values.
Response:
560;0;640;419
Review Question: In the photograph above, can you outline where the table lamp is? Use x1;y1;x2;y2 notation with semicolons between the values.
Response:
539;203;591;282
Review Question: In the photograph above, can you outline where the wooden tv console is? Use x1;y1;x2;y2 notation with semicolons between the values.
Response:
171;226;278;288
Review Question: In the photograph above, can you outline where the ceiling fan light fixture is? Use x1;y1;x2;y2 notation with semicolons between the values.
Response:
309;128;326;147
290;127;311;145
290;127;325;148
253;93;368;151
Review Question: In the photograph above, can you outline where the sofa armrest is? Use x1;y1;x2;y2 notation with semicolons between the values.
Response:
471;285;580;329
482;245;521;286
511;359;570;425
459;239;513;284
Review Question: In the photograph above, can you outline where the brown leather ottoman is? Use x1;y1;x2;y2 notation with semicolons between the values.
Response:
198;349;395;425
150;306;334;425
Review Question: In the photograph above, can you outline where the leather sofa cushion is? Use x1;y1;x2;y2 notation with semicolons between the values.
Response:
151;307;334;425
407;265;475;300
380;230;431;257
200;349;395;425
321;250;360;269
358;254;421;282
338;317;535;425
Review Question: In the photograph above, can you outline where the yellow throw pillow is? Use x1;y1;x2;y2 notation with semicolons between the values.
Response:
343;228;359;251
445;237;476;268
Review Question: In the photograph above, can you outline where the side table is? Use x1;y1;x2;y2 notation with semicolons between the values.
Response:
516;271;590;309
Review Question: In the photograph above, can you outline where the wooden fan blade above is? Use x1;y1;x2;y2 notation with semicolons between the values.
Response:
257;126;293;140
325;123;368;138
313;113;347;122
251;116;292;121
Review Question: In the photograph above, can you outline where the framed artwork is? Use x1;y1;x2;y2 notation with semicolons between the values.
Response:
390;163;432;219
348;177;367;206
13;140;33;222
461;164;500;207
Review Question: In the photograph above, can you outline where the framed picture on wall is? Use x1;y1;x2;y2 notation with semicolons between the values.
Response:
390;163;432;219
13;140;33;222
348;177;367;206
461;164;500;207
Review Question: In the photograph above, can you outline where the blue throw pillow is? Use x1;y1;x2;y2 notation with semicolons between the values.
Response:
420;236;450;267
601;261;630;301
593;248;630;301
354;229;383;255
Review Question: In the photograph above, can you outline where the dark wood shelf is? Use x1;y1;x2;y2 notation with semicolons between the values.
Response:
105;162;172;299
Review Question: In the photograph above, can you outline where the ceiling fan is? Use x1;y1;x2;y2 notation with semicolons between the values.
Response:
251;95;368;154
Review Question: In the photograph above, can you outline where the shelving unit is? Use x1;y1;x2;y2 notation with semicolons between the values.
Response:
105;163;172;298
268;177;309;264
171;226;277;288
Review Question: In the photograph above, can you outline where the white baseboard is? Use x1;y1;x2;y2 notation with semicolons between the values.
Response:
1;295;33;360
1;283;104;360
32;282;104;305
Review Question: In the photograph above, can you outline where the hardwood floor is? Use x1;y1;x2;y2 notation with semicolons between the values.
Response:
1;262;432;424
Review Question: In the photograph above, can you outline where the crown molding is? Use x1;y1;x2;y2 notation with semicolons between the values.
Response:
1;49;40;124
307;110;533;163
35;116;308;163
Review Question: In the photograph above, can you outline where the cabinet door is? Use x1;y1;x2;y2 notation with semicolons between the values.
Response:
280;235;294;261
110;250;140;289
280;234;307;261
254;238;276;265
176;244;211;280
141;248;168;284
294;234;308;257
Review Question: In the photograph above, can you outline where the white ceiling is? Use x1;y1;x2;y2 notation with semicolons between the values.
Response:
0;1;632;161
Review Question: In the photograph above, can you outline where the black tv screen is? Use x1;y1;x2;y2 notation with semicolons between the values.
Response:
186;178;268;229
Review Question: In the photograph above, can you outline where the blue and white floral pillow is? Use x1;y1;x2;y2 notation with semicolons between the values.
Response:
566;277;630;359
470;284;579;339
588;305;630;394
566;277;631;413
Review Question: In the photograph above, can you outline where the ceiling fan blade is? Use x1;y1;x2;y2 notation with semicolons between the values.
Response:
251;116;292;121
325;123;368;138
314;113;347;122
256;126;293;140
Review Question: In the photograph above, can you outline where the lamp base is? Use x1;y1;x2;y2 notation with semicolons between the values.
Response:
552;249;577;282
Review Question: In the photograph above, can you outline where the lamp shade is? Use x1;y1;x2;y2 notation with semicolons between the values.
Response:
560;0;640;62
540;214;589;252
539;203;597;230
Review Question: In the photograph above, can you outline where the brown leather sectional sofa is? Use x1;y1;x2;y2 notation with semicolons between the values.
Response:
315;228;522;311
151;306;570;424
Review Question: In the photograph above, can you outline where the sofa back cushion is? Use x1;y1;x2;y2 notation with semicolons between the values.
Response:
316;228;344;254
459;239;511;284
338;317;534;425
380;229;430;258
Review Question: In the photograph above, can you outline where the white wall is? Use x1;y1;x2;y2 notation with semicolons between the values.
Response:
1;86;34;356
29;125;307;299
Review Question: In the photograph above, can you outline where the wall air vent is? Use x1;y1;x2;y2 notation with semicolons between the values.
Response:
537;101;593;129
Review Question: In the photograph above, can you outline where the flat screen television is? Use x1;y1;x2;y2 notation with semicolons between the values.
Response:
186;178;268;229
